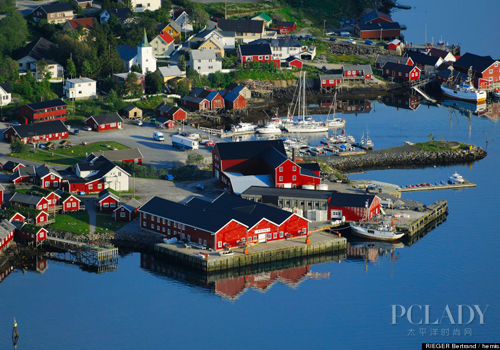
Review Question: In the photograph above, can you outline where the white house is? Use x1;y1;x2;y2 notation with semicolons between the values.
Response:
127;0;161;13
251;38;316;60
173;10;193;34
208;29;235;50
188;49;222;76
0;82;12;107
12;38;64;80
63;78;97;100
74;155;130;192
99;8;132;24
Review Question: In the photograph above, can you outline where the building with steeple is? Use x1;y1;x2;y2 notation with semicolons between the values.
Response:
117;29;157;74
136;29;156;74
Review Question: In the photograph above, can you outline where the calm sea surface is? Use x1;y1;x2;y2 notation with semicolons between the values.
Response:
1;2;499;349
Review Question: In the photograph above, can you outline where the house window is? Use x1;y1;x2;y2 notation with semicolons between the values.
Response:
258;56;262;60
162;227;166;233
279;176;283;181
89;185;93;190
40;216;45;222
292;166;296;171
490;69;493;74
273;232;277;239
72;202;76;208
253;236;257;241
267;233;272;239
97;184;102;189
292;175;296;181
120;212;126;218
54;181;58;187
218;241;222;248
280;231;284;238
168;229;171;234
110;202;116;207
143;221;146;227
279;167;283;172
156;225;160;230
103;203;109;208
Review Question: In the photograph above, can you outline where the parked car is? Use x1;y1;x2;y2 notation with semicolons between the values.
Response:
329;37;337;41
364;39;374;45
304;34;313;40
72;128;79;135
347;38;356;44
83;125;92;131
136;120;143;126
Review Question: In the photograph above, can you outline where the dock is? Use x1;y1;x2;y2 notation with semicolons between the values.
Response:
44;236;119;272
154;231;346;272
393;200;448;237
398;180;476;192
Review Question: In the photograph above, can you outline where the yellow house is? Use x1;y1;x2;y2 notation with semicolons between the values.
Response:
199;36;225;58
159;20;182;44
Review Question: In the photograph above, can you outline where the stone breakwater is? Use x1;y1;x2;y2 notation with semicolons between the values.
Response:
325;145;487;172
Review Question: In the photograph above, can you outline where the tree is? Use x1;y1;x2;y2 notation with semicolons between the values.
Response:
0;56;19;81
192;5;209;31
171;78;190;96
125;73;143;97
177;55;186;71
145;71;163;94
131;64;142;73
35;60;49;80
187;153;204;165
0;11;29;56
66;57;76;78
10;138;28;154
82;60;93;76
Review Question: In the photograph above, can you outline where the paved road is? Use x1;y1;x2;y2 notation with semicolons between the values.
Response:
82;198;97;235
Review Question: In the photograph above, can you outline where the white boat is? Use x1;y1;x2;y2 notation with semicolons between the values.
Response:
449;172;465;184
285;121;328;133
325;92;346;129
256;123;282;134
350;223;405;241
358;132;374;150
440;67;487;103
231;122;256;133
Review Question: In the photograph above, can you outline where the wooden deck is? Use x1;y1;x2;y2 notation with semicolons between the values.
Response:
154;231;347;272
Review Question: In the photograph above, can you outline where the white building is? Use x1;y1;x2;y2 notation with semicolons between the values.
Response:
0;83;12;107
188;49;222;76
128;0;161;13
117;30;157;74
75;155;130;192
174;10;193;34
63;78;97;100
12;38;64;80
251;38;316;60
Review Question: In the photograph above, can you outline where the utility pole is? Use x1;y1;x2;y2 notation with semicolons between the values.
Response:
323;20;326;36
224;0;227;19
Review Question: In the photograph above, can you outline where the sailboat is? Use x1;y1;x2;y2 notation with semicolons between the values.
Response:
285;72;329;133
356;131;374;150
325;91;346;129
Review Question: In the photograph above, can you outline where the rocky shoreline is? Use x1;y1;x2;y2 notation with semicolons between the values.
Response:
323;143;487;172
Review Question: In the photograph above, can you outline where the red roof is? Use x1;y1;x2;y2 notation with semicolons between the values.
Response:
158;31;174;44
67;17;94;30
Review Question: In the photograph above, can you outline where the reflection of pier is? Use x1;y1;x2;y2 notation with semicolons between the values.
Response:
141;251;344;300
319;99;372;114
44;236;119;273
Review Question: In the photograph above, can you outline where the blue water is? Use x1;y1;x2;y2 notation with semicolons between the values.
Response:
0;99;498;349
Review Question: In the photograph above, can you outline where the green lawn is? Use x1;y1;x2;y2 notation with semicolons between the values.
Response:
415;141;467;152
12;141;130;166
95;213;128;235
50;211;90;235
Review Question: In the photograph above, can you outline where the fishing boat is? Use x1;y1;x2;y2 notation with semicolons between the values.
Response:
256;123;282;134
284;72;329;133
350;222;405;241
230;122;257;133
356;132;373;150
440;67;487;103
449;172;465;184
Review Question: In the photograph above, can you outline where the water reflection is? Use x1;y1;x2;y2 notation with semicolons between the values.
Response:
0;252;48;284
140;252;344;301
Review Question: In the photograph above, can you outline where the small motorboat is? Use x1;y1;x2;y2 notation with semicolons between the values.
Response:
350;222;405;241
256;123;282;134
449;172;465;184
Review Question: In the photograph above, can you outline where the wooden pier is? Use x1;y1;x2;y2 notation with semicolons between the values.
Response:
154;231;347;272
398;181;476;192
395;200;448;237
44;236;119;272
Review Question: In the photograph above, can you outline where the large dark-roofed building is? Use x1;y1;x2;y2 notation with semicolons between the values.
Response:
453;52;500;89
139;192;309;250
354;22;401;40
3;120;69;144
85;113;123;131
19;99;67;124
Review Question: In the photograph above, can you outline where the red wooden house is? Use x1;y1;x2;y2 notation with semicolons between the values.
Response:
85;113;123;131
362;10;393;25
238;44;281;68
155;105;187;121
42;190;61;208
11;166;36;185
35;211;49;225
0;220;16;252
284;56;303;69
182;96;210;111
98;189;120;211
9;192;50;211
8;212;25;225
113;198;142;222
342;65;373;80
213;140;321;194
17;224;47;243
19;99;67;124
2;161;25;173
387;39;401;51
3;120;69;144
0;184;4;207
139;193;309;250
157;117;176;129
223;92;246;110
200;90;225;110
275;21;296;34
354;22;401;40
382;62;421;81
328;193;381;221
61;193;81;212
36;165;62;189
453;53;500;89
319;74;343;92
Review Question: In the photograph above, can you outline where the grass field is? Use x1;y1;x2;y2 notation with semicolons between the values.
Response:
95;213;128;235
50;211;90;235
11;141;130;166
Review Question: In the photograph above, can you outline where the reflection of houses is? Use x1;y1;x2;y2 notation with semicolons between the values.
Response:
382;94;422;111
213;140;321;194
140;253;334;301
320;100;372;114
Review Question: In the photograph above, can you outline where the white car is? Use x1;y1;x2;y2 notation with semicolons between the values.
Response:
83;125;92;131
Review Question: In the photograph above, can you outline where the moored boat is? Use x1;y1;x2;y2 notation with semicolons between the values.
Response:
350;222;405;241
440;66;487;103
231;122;257;133
256;123;282;134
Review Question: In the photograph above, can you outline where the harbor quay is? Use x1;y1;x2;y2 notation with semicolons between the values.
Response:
154;231;347;272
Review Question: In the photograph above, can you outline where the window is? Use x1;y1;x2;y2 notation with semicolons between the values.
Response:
110;202;116;207
293;166;296;171
156;225;160;231
174;222;177;228
45;182;49;187
103;202;109;208
267;233;272;239
273;232;277;239
489;69;493;74
280;231;284;238
218;241;222;248
162;227;166;233
54;181;58;187
258;56;262;60
253;236;257;241
292;175;296;181
168;229;171;234
150;223;154;229
97;184;102;189
120;212;126;218
279;176;283;181
72;202;76;208
279;167;283;172
143;221;147;227
40;216;45;222
89;184;93;190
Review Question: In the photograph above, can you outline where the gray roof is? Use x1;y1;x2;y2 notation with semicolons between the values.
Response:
12;37;57;61
11;165;36;181
36;164;61;179
87;113;123;125
319;74;343;80
217;19;264;34
66;77;95;84
10;192;44;206
250;38;301;48
91;148;143;162
343;64;373;75
223;173;272;195
190;49;216;61
157;65;184;77
242;186;332;200
114;198;142;212
0;82;11;94
182;95;207;104
0;219;16;240
8;120;68;139
37;2;74;14
375;54;408;66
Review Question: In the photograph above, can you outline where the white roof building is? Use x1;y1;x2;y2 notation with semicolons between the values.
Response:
188;49;222;76
63;77;97;100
